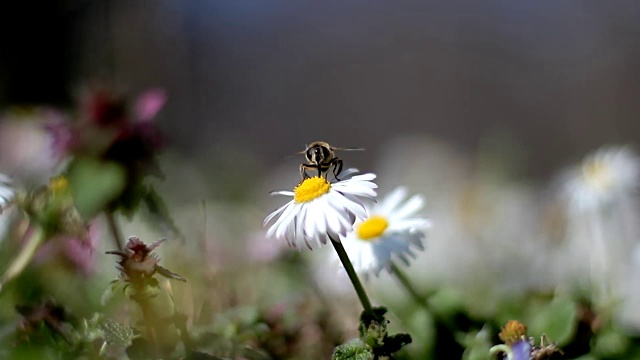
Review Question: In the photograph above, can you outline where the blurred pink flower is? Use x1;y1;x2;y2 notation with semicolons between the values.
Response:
80;88;127;127
135;89;167;123
44;87;167;163
35;222;100;275
44;115;78;162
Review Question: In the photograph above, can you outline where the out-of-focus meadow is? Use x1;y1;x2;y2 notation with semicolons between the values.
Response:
1;2;640;359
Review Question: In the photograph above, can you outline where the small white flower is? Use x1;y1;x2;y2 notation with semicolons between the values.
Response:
0;173;14;213
340;187;430;275
562;146;640;211
264;172;377;249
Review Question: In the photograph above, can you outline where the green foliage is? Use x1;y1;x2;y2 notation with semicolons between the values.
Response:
526;296;577;345
142;185;183;239
593;328;630;358
332;339;374;360
183;306;274;359
99;318;136;348
334;307;412;360
459;327;493;360
100;279;126;306
67;157;126;219
156;265;187;282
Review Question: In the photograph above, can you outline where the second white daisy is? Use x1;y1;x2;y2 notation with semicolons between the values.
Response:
340;186;431;275
264;172;377;249
561;145;640;212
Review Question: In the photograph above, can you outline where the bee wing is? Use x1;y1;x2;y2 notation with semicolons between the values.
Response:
331;146;364;152
293;144;311;155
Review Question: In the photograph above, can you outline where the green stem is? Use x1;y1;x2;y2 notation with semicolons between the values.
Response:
105;211;124;252
0;226;45;292
489;344;513;359
98;341;107;357
174;312;193;356
390;262;428;308
390;262;457;330
167;290;193;356
133;292;161;359
330;237;373;313
107;211;160;357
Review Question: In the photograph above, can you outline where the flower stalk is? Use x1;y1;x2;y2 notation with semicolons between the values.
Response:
390;262;428;308
106;236;186;358
0;226;45;292
330;237;373;313
131;291;161;359
389;262;458;333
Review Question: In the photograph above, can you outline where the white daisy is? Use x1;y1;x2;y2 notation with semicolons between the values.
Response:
340;186;430;275
562;145;640;211
0;173;14;213
264;172;377;249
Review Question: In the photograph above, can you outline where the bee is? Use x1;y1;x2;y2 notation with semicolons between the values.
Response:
298;141;362;180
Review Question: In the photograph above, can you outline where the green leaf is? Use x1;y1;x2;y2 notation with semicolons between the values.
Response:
379;333;412;355
356;306;413;357
100;319;136;347
101;279;126;305
156;265;187;282
460;327;493;360
143;185;184;239
239;346;272;360
332;339;374;360
67;158;126;218
527;296;577;345
593;328;629;358
359;306;388;338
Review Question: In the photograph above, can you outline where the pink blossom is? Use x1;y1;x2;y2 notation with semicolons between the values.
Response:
35;222;100;275
135;89;167;123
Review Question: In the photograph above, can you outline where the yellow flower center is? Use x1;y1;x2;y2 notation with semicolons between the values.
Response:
499;320;528;345
356;216;388;240
583;160;611;191
294;176;331;203
49;176;69;195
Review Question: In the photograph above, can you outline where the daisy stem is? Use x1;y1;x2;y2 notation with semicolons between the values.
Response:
390;262;428;308
389;262;458;332
0;226;45;293
330;237;373;313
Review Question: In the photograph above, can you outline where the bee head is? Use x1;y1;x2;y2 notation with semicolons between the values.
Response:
305;142;333;165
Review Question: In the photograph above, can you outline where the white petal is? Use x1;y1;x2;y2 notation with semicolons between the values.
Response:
350;173;377;182
263;201;290;226
334;194;367;220
338;185;377;199
392;195;424;219
270;190;295;196
380;187;408;213
388;218;431;232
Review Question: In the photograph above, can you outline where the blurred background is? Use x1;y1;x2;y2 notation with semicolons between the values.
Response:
2;1;640;177
2;1;640;359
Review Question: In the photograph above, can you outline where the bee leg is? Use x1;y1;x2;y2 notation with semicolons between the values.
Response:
300;163;317;180
300;164;309;180
332;159;344;181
